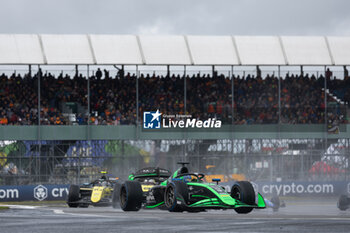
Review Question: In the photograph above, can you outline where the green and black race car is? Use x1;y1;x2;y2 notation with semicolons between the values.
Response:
113;162;266;213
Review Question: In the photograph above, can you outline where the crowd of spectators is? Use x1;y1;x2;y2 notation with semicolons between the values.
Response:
0;72;39;125
280;73;325;124
0;69;348;126
234;74;279;124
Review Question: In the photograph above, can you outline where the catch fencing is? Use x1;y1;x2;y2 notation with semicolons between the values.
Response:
1;139;349;187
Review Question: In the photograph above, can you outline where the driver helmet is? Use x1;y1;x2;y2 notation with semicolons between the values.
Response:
182;175;192;183
101;180;108;186
148;179;156;184
191;173;199;182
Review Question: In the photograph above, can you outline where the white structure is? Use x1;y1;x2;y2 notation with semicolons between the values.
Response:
280;36;332;65
89;35;143;65
186;35;239;65
0;34;44;64
0;34;349;65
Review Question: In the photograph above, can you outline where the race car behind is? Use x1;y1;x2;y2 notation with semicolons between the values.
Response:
67;172;119;208
111;167;171;208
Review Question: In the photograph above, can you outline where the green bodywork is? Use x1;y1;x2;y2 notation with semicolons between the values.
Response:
146;181;265;209
128;166;266;210
185;182;265;209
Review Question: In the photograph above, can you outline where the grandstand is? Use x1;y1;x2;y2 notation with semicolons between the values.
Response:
0;34;349;185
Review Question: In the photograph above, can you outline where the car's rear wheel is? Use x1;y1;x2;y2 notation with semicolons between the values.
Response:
112;183;121;209
338;195;349;211
119;181;143;211
67;185;80;208
164;181;188;212
231;181;255;214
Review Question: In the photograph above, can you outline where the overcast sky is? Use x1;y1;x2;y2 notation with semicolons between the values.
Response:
0;0;349;35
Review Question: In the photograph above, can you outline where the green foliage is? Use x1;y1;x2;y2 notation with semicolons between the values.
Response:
104;141;150;173
0;142;24;167
105;141;141;157
0;142;19;155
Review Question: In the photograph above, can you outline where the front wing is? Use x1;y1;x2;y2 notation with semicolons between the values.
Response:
185;193;266;209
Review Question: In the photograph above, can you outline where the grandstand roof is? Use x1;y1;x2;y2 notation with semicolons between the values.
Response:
0;34;349;65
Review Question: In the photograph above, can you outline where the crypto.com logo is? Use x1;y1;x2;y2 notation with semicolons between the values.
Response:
34;185;48;201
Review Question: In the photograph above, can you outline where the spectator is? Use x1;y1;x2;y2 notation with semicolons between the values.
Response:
96;68;102;80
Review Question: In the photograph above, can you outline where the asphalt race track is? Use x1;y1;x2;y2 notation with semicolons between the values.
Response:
1;199;350;233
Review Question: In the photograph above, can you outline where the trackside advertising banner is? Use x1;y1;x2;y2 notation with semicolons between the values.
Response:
221;181;350;197
0;181;349;201
0;185;69;202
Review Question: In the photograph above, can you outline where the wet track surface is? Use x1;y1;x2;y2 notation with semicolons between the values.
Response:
1;199;350;233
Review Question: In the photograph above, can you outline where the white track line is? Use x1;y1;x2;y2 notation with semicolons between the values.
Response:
0;205;42;209
52;209;117;218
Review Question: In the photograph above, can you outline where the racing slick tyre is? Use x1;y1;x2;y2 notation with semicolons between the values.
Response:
120;181;143;211
231;181;255;214
270;195;280;212
164;181;189;212
67;185;80;208
112;183;121;209
338;195;349;211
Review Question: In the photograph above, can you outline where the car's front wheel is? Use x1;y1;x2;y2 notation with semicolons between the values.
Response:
164;181;188;212
119;181;143;211
67;185;80;208
231;181;255;214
